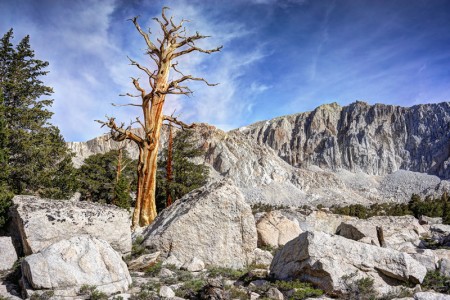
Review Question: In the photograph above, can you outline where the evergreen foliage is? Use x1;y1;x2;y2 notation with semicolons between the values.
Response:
331;192;450;223
113;174;132;210
156;129;209;212
0;89;12;227
0;29;76;227
77;149;136;207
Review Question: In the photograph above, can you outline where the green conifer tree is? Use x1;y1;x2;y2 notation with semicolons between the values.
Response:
78;150;136;207
156;129;209;212
0;88;13;228
113;175;132;210
0;29;76;199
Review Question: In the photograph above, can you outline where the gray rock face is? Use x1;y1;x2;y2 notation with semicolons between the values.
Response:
142;179;257;269
68;102;450;207
242;102;450;178
270;231;427;296
0;236;18;271
21;235;131;297
10;195;131;255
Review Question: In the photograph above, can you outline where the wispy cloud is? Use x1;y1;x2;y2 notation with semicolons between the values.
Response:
2;0;450;140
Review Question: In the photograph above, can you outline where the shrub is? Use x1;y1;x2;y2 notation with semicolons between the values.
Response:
175;279;206;298
422;270;450;294
207;266;248;280
341;273;377;300
144;261;163;277
77;285;108;300
274;280;324;300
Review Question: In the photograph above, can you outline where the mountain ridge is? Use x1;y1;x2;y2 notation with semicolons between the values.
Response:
67;101;450;207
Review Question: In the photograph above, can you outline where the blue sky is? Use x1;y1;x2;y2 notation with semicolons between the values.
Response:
1;0;450;141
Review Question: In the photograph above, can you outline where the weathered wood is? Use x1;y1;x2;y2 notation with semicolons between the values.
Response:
97;7;221;228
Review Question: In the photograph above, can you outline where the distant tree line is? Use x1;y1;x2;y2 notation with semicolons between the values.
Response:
331;192;450;223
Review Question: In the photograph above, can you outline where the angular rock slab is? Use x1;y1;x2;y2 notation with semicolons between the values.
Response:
143;179;257;269
21;235;131;297
10;195;131;255
270;231;427;296
256;210;302;248
0;236;18;271
336;215;425;248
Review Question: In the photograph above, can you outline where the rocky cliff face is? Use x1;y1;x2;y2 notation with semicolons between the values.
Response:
240;101;450;178
67;101;450;206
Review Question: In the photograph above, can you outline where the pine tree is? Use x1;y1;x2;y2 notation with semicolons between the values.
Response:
156;129;209;212
78;150;136;207
113;175;132;210
0;88;13;228
0;29;76;199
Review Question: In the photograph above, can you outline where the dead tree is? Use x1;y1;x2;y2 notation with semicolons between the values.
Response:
97;7;222;227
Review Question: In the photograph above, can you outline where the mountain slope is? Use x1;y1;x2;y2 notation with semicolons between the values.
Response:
67;101;450;206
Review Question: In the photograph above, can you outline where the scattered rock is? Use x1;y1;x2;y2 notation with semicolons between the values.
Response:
336;215;425;248
266;287;284;300
270;231;427;296
143;179;257;269
419;216;443;225
0;281;21;300
21;235;131;297
439;258;450;277
250;291;261;299
127;252;160;271
414;291;450;300
199;278;228;300
10;195;131;255
0;236;18;271
431;224;450;247
108;293;132;299
295;210;356;234
159;285;175;298
256;210;302;247
182;257;205;272
407;249;438;272
163;254;183;269
160;268;176;278
253;248;274;268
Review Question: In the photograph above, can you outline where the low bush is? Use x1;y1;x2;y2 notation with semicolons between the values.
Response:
77;285;108;300
274;280;323;300
422;270;450;294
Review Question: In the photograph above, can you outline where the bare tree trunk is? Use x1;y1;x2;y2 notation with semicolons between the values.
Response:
132;90;166;227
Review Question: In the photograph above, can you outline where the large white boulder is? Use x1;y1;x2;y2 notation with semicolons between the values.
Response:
336;215;425;248
10;195;131;255
0;236;18;271
256;210;302;248
142;179;257;269
21;235;131;297
270;231;427;296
